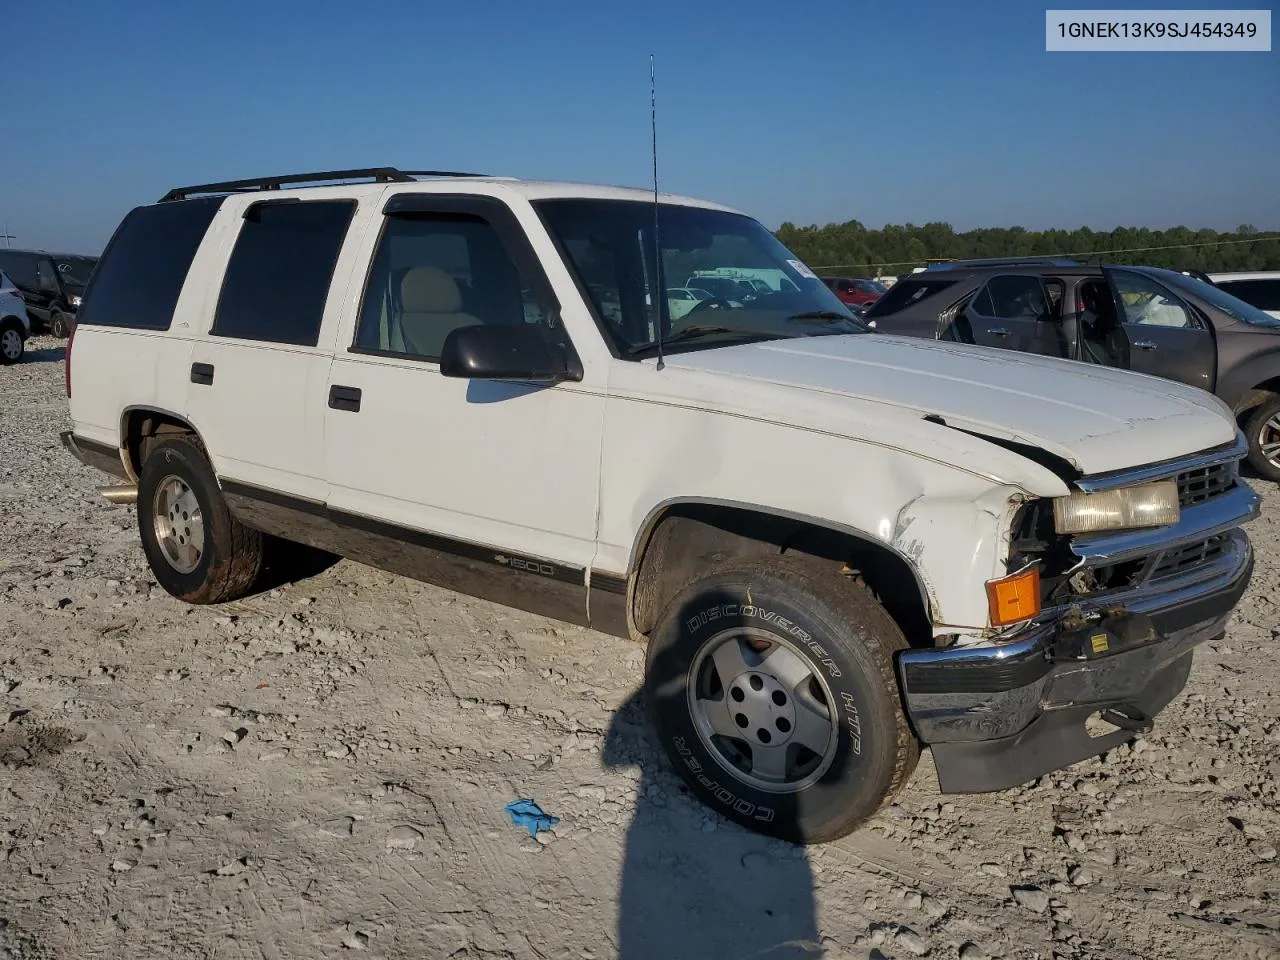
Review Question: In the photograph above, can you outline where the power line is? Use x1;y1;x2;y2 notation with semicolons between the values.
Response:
809;232;1280;273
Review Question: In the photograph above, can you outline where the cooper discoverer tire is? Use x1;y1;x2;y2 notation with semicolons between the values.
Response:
137;436;263;603
1244;394;1280;483
645;556;919;844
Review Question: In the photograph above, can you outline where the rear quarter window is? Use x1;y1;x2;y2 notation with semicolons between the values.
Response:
212;200;356;346
864;278;958;318
76;198;222;330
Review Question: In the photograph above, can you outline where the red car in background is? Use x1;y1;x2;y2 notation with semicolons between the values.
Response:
820;275;888;308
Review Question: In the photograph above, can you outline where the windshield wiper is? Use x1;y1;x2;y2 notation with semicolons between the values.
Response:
626;324;785;357
786;310;864;325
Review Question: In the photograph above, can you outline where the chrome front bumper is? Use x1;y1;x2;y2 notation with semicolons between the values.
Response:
897;479;1259;793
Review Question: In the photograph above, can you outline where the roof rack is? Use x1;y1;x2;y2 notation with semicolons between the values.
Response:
159;167;489;203
923;256;1082;271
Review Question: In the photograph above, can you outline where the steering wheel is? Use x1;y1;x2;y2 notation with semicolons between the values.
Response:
686;296;735;316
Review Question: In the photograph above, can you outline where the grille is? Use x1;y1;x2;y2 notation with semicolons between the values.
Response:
1176;462;1235;507
1149;534;1229;581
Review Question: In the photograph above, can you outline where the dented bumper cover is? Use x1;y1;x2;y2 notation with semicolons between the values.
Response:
897;523;1255;793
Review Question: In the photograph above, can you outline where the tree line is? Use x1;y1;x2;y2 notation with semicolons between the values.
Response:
774;221;1280;277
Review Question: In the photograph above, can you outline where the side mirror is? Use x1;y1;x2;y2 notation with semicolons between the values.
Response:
439;324;583;383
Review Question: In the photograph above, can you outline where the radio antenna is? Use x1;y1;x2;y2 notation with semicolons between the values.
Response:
650;54;665;371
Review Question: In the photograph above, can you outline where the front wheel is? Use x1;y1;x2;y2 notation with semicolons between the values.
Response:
644;557;919;844
47;312;70;339
1245;395;1280;483
137;436;264;603
0;321;24;364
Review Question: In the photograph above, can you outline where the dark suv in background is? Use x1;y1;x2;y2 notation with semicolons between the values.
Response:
0;249;98;337
865;257;1280;481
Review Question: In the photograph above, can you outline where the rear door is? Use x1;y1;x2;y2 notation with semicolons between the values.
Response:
185;196;370;502
1105;268;1215;391
965;274;1068;357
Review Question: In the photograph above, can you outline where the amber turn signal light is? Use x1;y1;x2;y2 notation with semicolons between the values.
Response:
986;567;1041;627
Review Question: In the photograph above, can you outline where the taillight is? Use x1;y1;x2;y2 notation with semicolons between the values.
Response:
64;324;75;397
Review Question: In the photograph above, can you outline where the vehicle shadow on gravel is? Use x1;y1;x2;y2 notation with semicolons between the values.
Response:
603;689;822;960
246;538;341;595
22;345;66;364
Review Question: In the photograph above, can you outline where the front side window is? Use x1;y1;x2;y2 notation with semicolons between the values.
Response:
1112;270;1192;329
213;200;356;346
536;199;863;356
354;212;553;360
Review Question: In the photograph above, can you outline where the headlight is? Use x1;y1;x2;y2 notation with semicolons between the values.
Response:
69;296;82;308
1053;480;1180;535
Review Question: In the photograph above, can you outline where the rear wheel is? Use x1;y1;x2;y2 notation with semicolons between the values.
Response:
644;556;918;844
1245;394;1280;483
0;321;24;364
47;312;70;339
137;436;263;603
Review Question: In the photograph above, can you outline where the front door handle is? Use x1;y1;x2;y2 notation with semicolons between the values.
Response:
1133;339;1157;350
328;384;362;412
986;327;1011;337
190;362;214;386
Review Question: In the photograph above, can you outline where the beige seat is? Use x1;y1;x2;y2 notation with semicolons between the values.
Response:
397;266;482;358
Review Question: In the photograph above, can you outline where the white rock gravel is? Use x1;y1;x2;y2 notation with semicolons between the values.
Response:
1;339;1279;958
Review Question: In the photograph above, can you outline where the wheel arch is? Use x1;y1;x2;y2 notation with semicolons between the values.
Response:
625;497;937;648
119;405;209;483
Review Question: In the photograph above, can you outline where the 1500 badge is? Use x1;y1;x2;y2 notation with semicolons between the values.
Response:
493;554;556;577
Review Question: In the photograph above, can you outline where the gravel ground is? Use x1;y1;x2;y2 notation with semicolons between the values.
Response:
2;337;1279;960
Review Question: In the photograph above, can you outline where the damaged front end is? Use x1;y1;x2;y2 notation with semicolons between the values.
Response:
896;433;1259;793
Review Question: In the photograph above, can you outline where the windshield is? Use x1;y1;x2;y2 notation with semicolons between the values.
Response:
535;199;865;356
56;257;97;291
1155;267;1280;329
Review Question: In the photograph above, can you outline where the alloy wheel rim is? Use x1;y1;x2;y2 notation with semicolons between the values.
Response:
1;330;20;359
687;626;839;794
151;476;204;574
1260;414;1280;470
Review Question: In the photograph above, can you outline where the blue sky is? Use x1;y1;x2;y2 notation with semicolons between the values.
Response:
2;0;1276;254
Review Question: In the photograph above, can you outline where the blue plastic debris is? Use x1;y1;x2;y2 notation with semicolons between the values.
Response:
505;798;560;837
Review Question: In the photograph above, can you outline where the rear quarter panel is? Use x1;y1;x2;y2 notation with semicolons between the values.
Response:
68;211;242;468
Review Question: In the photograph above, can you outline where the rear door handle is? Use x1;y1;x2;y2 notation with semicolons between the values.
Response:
190;362;214;386
1133;340;1157;350
328;384;362;412
986;327;1011;337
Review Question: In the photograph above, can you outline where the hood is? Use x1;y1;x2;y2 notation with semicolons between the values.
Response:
657;334;1237;476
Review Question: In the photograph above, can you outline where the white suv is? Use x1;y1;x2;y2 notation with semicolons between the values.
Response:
62;167;1259;843
0;269;31;364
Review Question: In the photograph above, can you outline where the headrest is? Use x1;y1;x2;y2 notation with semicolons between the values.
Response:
401;266;462;314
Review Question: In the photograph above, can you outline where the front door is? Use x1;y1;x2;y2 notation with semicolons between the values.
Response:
322;193;605;623
1106;268;1215;391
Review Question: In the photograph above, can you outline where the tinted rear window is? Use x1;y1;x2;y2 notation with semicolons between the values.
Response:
76;198;222;330
212;200;356;346
1217;278;1280;312
864;278;958;318
0;251;40;290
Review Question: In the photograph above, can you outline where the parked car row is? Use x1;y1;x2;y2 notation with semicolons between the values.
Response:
0;248;99;339
863;259;1280;481
60;167;1259;843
